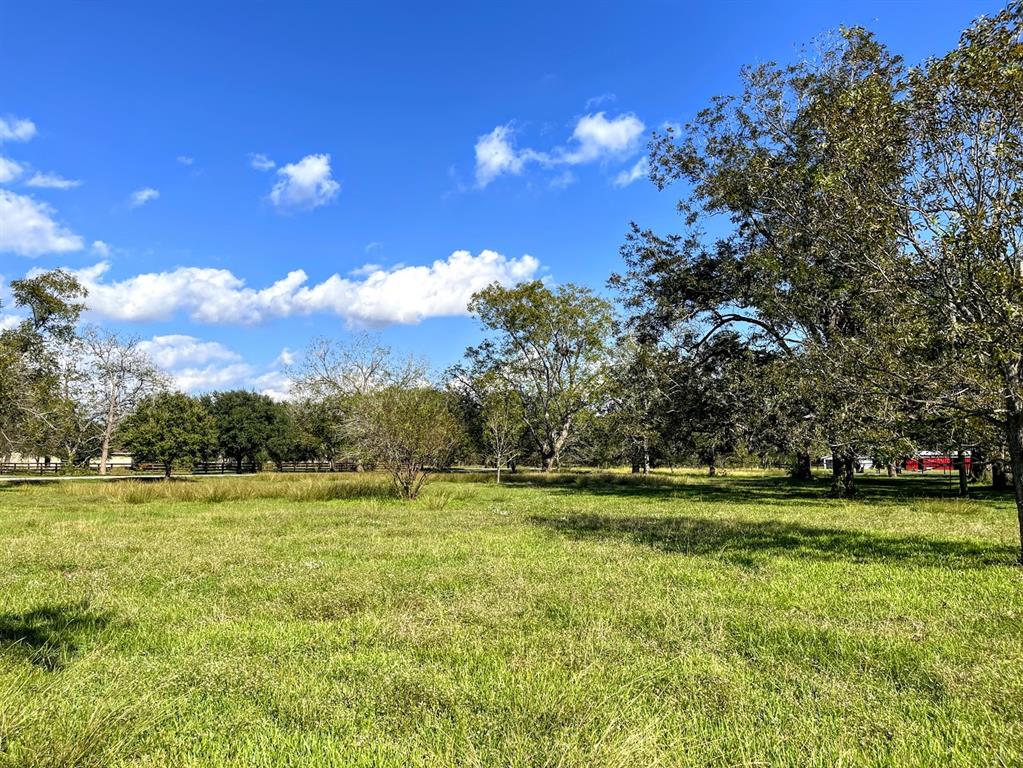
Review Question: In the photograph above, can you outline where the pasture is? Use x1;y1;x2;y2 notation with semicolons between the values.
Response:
0;471;1020;767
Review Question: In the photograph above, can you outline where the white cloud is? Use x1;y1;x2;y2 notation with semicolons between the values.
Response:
136;333;292;397
250;369;293;401
475;125;525;187
474;125;549;188
0;189;84;256
69;249;541;326
561;112;645;164
273;348;295;367
0;116;36;143
0;156;23;183
473;112;645;187
613;156;649;188
269;154;340;210
249;152;275;171
364;241;383;254
138;334;242;369
0;314;22;332
171;362;256;393
128;187;159;208
91;240;110;256
176;155;194;166
26;172;82;189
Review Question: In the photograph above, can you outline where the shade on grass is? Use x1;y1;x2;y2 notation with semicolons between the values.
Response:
0;471;1020;767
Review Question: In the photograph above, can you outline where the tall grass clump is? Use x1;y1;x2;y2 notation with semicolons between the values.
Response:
61;473;395;506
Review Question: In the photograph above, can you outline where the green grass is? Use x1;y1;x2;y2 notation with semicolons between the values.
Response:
0;470;1020;767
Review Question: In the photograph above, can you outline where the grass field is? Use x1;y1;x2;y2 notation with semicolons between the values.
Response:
0;470;1021;767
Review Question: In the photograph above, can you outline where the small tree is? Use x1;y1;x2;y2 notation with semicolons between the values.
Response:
119;392;216;477
80;327;168;474
481;388;523;483
355;386;462;499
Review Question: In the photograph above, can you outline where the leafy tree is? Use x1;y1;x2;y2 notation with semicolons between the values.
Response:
612;28;907;495
887;4;1023;558
464;281;613;471
0;270;87;461
208;390;286;472
354;386;463;499
119;392;216;477
289;334;425;469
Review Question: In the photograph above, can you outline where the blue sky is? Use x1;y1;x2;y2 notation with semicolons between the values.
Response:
0;0;995;396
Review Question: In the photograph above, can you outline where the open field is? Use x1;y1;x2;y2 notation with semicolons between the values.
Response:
0;471;1021;767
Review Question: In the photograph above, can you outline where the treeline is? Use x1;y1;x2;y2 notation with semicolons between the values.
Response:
1;6;1021;556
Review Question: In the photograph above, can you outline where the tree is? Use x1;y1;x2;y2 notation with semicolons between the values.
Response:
208;390;286;472
79;328;168;474
289;334;425;470
481;385;523;483
612;28;907;495
464;281;613;471
0;270;87;461
118;393;216;477
354;386;463;499
600;336;672;473
875;4;1023;558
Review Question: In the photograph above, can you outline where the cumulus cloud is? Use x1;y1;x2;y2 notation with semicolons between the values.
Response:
561;112;645;164
249;152;275;171
474;125;548;187
0;189;84;256
136;333;292;397
250;369;293;401
26;171;82;189
612;156;649;188
69;249;541;326
127;187;159;208
138;334;242;369
0;156;23;183
91;240;110;256
176;155;194;166
0;116;36;142
171;362;257;393
473;112;645;186
269;154;340;210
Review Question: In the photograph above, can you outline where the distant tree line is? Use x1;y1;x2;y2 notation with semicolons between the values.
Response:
1;6;1020;556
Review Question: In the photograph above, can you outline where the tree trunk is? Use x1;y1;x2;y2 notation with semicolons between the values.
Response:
887;462;895;478
791;450;812;481
236;456;243;474
496;455;502;484
1006;407;1023;565
843;452;856;496
830;446;855;497
992;459;1008;491
642;436;651;475
970;447;986;482
164;462;172;479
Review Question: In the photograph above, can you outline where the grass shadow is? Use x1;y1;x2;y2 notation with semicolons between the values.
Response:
529;512;1016;568
497;471;1016;508
0;601;112;670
